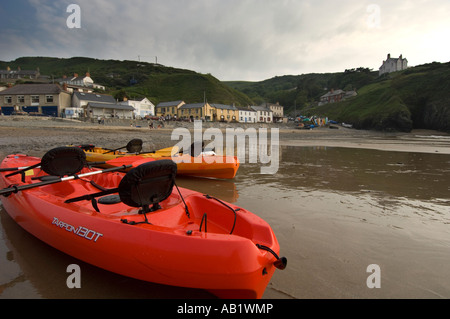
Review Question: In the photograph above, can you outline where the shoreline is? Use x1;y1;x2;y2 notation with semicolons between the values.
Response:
0;116;449;157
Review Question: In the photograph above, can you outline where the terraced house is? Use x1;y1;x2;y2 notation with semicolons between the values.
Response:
210;104;239;123
178;103;215;121
156;100;185;118
0;84;71;116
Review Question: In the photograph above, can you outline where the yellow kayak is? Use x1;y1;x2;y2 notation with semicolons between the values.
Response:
79;143;239;180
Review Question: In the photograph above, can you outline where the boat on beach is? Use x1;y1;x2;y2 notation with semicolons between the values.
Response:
0;147;286;299
77;139;240;180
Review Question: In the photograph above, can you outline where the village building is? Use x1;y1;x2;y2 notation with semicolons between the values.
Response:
319;89;345;105
120;97;155;119
156;100;185;118
59;72;106;92
0;67;41;82
69;92;126;118
250;105;273;123
237;106;257;123
379;54;408;76
85;102;135;120
319;89;357;106
178;103;214;121
266;102;286;123
0;83;70;116
209;104;239;123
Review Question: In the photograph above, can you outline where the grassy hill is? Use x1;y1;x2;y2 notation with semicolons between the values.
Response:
0;56;253;106
226;63;450;132
305;62;450;132
225;67;378;112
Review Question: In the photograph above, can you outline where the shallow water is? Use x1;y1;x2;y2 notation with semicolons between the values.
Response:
1;146;449;299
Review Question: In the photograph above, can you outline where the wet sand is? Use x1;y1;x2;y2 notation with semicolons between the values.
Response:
1;116;449;159
1;116;450;299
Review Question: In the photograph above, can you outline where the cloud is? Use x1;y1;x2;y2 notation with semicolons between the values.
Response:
1;0;449;81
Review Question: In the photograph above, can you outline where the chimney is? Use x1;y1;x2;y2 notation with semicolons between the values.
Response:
74;73;78;78
399;54;403;60
387;53;391;59
6;66;10;71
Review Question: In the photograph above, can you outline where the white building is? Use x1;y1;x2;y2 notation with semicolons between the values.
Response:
120;97;155;118
237;106;257;123
86;102;134;120
250;105;273;123
59;72;106;92
67;91;117;118
379;54;408;76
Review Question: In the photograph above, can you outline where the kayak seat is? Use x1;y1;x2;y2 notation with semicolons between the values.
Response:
66;160;178;219
6;146;86;182
119;159;177;212
41;146;86;177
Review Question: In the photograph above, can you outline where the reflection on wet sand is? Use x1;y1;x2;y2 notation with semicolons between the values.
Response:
233;146;450;299
1;144;450;299
0;210;214;299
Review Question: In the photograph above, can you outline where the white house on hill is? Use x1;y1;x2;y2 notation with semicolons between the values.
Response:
379;54;408;76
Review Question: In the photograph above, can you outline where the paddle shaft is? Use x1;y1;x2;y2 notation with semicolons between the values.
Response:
0;165;41;172
0;165;131;196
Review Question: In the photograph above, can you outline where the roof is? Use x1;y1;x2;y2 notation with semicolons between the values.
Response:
73;91;116;104
250;105;272;112
0;84;64;95
210;103;237;110
179;103;206;109
236;106;256;112
0;70;39;76
320;90;345;98
86;102;134;111
156;100;184;108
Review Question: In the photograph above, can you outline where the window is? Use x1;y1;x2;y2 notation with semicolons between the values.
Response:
17;95;25;103
46;95;54;103
5;96;12;104
31;95;39;103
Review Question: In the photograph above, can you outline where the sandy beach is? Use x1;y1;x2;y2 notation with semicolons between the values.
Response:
1;116;450;299
1;116;449;159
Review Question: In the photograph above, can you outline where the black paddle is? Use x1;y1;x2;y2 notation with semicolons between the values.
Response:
0;165;131;197
102;139;143;154
0;146;132;197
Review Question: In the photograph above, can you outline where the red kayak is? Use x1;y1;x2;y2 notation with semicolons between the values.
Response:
0;147;286;299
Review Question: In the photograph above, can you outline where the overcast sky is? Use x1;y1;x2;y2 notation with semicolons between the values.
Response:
1;0;449;81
